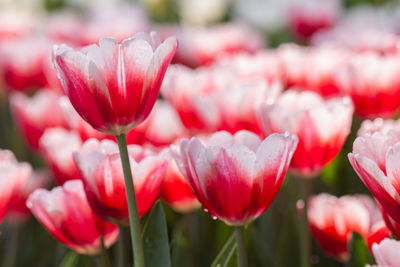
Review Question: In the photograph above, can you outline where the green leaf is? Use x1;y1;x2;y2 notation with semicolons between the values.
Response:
142;201;171;267
59;251;79;267
347;232;373;267
210;230;236;267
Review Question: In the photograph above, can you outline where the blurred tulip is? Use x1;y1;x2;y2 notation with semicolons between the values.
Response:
160;149;200;212
258;90;353;177
157;23;264;67
39;128;82;185
349;126;400;239
73;139;167;225
177;0;229;26
10;90;66;150
308;194;390;261
27;180;119;255
288;0;340;39
0;11;36;41
336;52;400;118
369;238;400;267
0;149;32;223
53;33;177;135
5;170;50;222
127;100;188;147
174;130;297;225
0;38;50;91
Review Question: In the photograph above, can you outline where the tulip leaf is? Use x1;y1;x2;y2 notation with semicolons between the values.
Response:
347;232;373;267
142;201;171;267
210;230;237;267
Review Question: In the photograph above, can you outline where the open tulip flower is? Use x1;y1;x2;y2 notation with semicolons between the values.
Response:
39;127;82;185
258;90;354;177
0;149;32;223
308;193;390;261
73;139;167;225
53;32;178;135
27;180;119;255
174;130;298;225
349;123;400;238
369;238;400;267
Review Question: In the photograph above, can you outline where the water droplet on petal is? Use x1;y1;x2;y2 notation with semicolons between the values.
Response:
212;216;218;220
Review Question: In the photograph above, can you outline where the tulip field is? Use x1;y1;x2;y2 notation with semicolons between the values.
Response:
2;0;400;266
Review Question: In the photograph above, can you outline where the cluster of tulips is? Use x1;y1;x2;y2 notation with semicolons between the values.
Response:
2;1;400;267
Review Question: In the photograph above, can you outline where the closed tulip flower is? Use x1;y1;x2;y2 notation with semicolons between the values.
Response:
174;130;297;225
258;90;353;177
73;139;167;225
27;180;119;255
53;32;177;135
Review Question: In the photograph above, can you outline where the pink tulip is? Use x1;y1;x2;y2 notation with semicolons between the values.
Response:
357;118;400;137
336;52;400;118
73;139;167;225
174;130;297;225
0;38;50;91
126;100;188;147
53;32;177;135
258;90;353;177
308;193;390;261
370;238;400;267
160;149;200;213
349;124;400;238
5;170;50;222
288;0;340;39
39;128;82;185
0;11;35;41
0;149;32;223
157;23;264;67
27;180;119;255
10;90;66;150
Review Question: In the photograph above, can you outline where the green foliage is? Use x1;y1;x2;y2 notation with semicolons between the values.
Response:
347;232;373;267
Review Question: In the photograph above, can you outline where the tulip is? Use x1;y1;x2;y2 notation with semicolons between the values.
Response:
357;118;400;137
288;0;340;39
73;139;167;225
10;90;66;150
5;170;50;222
307;193;390;261
160;149;200;212
53;32;177;135
258;90;353;177
26;180;119;255
39;128;82;185
369;238;400;267
0;38;50;91
349;124;400;239
0;149;32;223
336;52;400;118
174;130;297;267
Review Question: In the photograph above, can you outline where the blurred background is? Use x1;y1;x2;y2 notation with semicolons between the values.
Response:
0;0;399;266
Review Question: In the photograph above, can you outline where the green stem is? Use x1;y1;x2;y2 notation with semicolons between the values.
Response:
299;179;311;267
116;134;145;267
234;226;248;267
118;227;126;267
3;223;21;267
100;236;112;267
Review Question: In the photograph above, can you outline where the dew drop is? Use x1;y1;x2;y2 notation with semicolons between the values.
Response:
212;216;218;220
203;208;209;213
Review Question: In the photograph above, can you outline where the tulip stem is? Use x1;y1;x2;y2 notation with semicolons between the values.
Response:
234;226;248;267
117;227;126;267
299;179;311;267
100;236;112;267
116;134;145;267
